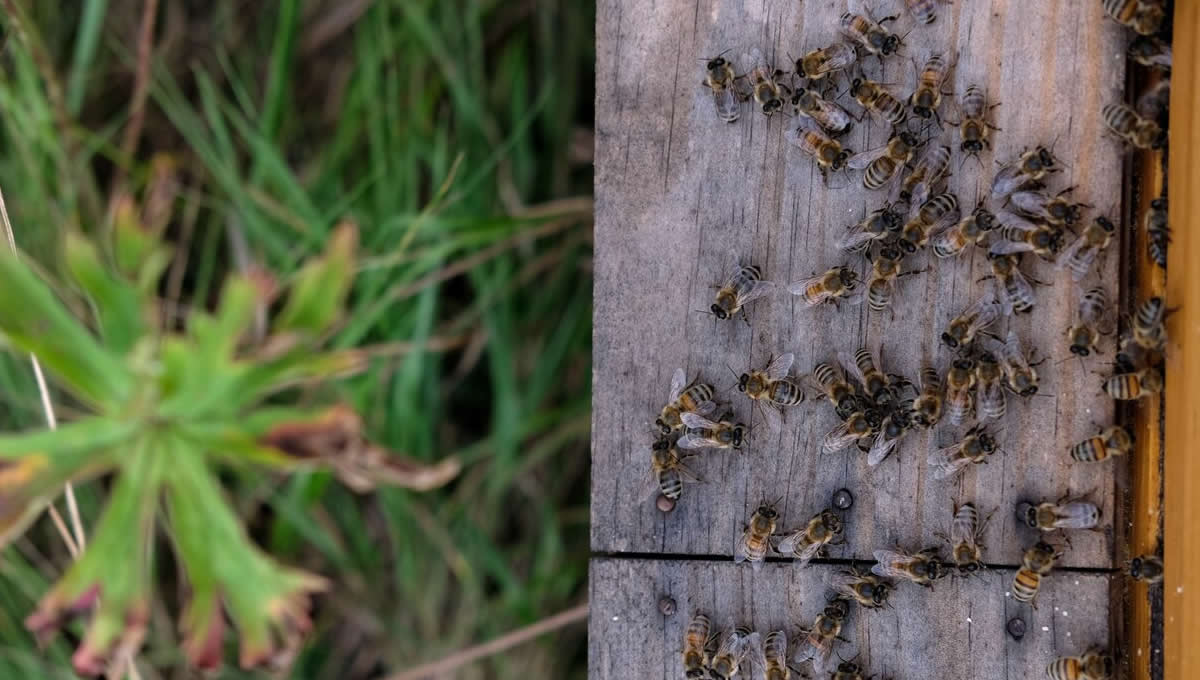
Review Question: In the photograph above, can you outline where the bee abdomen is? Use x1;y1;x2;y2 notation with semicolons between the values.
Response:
659;470;684;499
1011;568;1041;602
1046;657;1083;680
864;156;899;190
770;380;805;405
1070;437;1108;463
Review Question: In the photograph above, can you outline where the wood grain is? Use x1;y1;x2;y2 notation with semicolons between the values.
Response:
589;558;1113;680
592;0;1127;569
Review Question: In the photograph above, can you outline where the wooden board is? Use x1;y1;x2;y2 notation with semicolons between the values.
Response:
592;0;1128;569
589;558;1113;679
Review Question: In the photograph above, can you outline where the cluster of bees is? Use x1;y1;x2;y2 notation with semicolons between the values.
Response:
641;1;1174;678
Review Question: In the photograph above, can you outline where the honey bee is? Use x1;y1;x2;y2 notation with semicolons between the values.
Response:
843;346;903;405
1102;102;1166;150
1067;287;1110;357
762;630;791;680
991;146;1060;200
998;329;1040;396
909;53;953;125
648;437;699;501
906;0;949;24
786;119;854;183
985;253;1039;316
1129;555;1164;584
1129;35;1172;71
735;501;780;569
679;411;747;450
1009;186;1088;228
1137;79;1171;119
793;42;858;81
944;358;976;425
941;297;1001;350
900;192;960;253
745;48;789;116
810;361;863;420
656;367;717;434
955;84;1001;166
827;569;894;609
682;612;713;679
1059;216;1116;280
839;11;902;58
1125;295;1169;353
865;244;922;313
1145;197;1170;268
738;353;805;431
788;265;863;307
871;546;945;587
1047;648;1114;680
837;204;904;252
793;598;850;675
867;404;914;466
830;661;868;680
1103;367;1163;400
1012;540;1061;607
709;626;759;680
711;263;776;321
928;424;998;479
945;501;990;575
974;351;1006;421
932;203;998;258
790;88;855;137
912;365;944;428
850;76;907;127
989;210;1065;261
898;145;952;206
821;410;877;454
777;509;843;565
702;53;741;123
1070;425;1134;463
848;131;921;191
1018;495;1101;531
1103;0;1165;36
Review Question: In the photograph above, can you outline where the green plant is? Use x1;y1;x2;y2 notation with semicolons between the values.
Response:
0;219;458;675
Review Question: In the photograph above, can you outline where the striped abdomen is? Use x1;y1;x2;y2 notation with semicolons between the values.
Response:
1011;567;1042;603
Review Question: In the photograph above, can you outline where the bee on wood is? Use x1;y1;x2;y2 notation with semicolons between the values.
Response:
788;265;863;307
710;263;776;321
647;437;699;501
985;253;1040;316
1059;215;1116;280
1137;79;1171;120
786;119;854;183
1145;197;1169;268
1070;425;1134;463
941;296;1001;350
1017;495;1101;532
848;131;921;191
912;365;944;428
1067;287;1110;357
840;11;902;58
906;0;950;24
1129;555;1164;584
656;367;716;434
944;358;976;425
793;598;850;675
679;411;747;451
821;410;878;454
933;203;998;258
991;146;1061;200
1102;102;1166;150
682;612;713;679
900;192;960;253
701;52;741;123
908;53;953;126
1009;186;1088;228
898;144;952;206
1103;367;1163;400
790;88;855;137
850;76;907;127
928;424;998;479
1047;648;1114;680
998;329;1041;396
837;204;904;252
735;501;780;569
744;48;789;116
872;546;946;587
738;353;805;431
841;346;902;405
710;626;760;680
954;84;1001;167
1124;295;1169;354
761;629;792;680
989;210;1066;261
1129;35;1172;71
865;244;923;314
943;501;990;575
810;361;863;420
827;569;894;609
793;42;858;82
867;403;915;466
777;509;843;566
831;661;869;680
1103;0;1165;36
974;350;1006;421
1012;540;1061;607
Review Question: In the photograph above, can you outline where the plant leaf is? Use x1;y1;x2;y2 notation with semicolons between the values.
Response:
64;231;147;356
272;221;357;336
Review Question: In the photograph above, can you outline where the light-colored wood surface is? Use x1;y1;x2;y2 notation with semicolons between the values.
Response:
592;0;1127;569
589;558;1113;680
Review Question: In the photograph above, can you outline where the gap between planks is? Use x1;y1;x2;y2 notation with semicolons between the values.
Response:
591;551;1121;574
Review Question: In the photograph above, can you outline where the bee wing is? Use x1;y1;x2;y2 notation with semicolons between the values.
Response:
871;549;915;578
739;278;778;304
788;274;834;305
951;506;977;546
758;402;783;432
866;428;899;466
692;400;717;417
776;529;805;556
677;432;713;450
1001;329;1030;370
681;411;718;429
995;210;1042;232
837;349;866;386
809;636;836;676
669;367;687;402
928;206;964;236
824;41;858;71
960;297;1000;329
927;443;971;479
1059;238;1098;280
747;48;769;74
714;628;744;660
713;86;740;123
1052;501;1101;529
766;353;796;380
978;380;1005;421
795;536;825;566
837;227;883;251
821;421;859;454
988;239;1036;256
1008;267;1037;311
991;165;1026;199
734;531;750;563
1008;191;1048;216
847;144;891;170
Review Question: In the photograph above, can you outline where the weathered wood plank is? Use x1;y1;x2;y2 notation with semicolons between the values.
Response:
589;558;1112;680
593;0;1127;568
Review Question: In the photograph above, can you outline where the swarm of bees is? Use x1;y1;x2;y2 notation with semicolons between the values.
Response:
650;1;1173;677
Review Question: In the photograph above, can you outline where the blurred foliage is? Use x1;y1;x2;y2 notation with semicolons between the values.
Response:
0;0;593;677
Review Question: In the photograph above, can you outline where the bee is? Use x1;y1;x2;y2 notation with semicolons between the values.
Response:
1012;540;1061;607
648;437;699;501
790;88;855;137
941;297;1001;350
974;351;1006;421
1145;197;1169;268
1070;425;1134;463
830;662;867;680
1103;0;1165;36
735;500;780;569
1009;187;1088;228
1125;295;1169;353
865;244;921;313
810;361;863;419
1129;35;1172;71
821;410;877;454
702;53;741;123
786;119;854;183
679;411;747;451
656;367;716;434
928;424;998;479
998;329;1040;396
1047;648;1114;680
682;612;713;679
932;203;998;258
906;0;949;24
762;630;791;680
837;204;904;252
867;404;914;466
745;48;789;115
898;145;952;206
944;359;976;425
1018;495;1101;531
985;253;1039;316
839;11;901;58
1137;79;1171;119
1067;287;1110;357
989;211;1065;261
788;265;863;307
1103;367;1163;400
945;501;989;575
850;76;907;127
900;192;960;253
710;263;776;321
991;146;1060;200
955;85;1001;166
1129;555;1164;584
793;42;858;81
843;346;904;405
1102;102;1166;150
777;509;843;565
1059;216;1116;280
827;569;893;609
710;626;759;680
909;53;953;125
912;365;944;428
793;598;850;675
872;546;945;587
738;353;805;431
848;131;921;191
